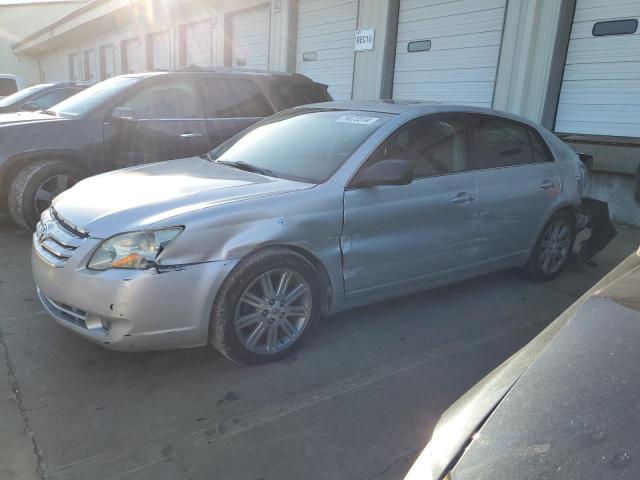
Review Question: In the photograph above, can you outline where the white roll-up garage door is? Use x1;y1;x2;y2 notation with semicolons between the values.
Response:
555;0;640;137
83;49;97;81
69;53;81;81
100;45;115;80
150;30;171;70
122;38;141;74
393;0;507;106
231;4;271;69
296;0;358;100
185;20;213;67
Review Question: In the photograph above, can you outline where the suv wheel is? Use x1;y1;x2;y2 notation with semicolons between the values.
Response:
8;160;82;230
210;248;323;365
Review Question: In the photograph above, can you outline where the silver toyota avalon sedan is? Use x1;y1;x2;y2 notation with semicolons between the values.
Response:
32;101;595;364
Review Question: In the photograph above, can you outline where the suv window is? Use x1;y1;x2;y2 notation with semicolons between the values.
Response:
121;79;199;119
367;114;467;178
200;78;274;118
471;115;533;169
29;88;80;110
0;78;18;97
275;82;331;109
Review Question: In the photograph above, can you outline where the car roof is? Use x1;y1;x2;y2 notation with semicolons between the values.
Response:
299;100;544;127
123;68;320;84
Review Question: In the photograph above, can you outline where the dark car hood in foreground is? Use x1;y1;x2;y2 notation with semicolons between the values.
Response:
408;251;640;480
52;156;313;238
0;111;66;126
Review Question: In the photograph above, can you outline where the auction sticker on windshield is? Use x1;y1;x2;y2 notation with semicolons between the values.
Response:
336;114;379;125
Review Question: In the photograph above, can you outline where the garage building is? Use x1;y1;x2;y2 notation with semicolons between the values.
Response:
8;0;640;224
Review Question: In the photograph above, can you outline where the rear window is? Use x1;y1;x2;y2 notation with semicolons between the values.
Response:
275;82;331;108
0;78;18;97
200;78;274;118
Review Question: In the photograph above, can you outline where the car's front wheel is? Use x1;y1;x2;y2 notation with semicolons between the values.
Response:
8;159;82;230
210;248;323;365
525;210;576;281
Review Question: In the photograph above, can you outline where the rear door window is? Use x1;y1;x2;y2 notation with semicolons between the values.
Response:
529;129;554;163
470;115;533;169
200;78;274;118
274;83;331;109
0;78;18;96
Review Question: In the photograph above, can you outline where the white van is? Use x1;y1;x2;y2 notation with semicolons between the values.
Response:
0;75;25;99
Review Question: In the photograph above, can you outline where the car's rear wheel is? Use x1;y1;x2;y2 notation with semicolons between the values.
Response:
8;160;82;230
210;248;323;365
525;210;576;281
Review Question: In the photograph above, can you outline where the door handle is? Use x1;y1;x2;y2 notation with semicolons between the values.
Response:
451;192;474;204
180;132;203;138
539;180;556;190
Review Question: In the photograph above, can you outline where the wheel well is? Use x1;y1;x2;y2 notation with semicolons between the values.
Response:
0;154;88;208
553;205;578;226
247;244;334;315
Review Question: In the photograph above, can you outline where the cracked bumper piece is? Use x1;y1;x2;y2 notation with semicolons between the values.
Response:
573;197;617;264
32;244;238;351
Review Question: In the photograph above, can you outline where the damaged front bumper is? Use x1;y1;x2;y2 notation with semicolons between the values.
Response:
32;237;239;351
572;197;617;264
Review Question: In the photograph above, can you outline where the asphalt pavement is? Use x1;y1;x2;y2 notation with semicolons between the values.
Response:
1;212;638;480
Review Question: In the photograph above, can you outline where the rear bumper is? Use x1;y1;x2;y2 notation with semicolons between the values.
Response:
32;240;238;351
573;197;617;263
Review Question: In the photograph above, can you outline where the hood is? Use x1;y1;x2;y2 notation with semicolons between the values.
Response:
406;251;640;480
53;156;313;237
0;111;67;126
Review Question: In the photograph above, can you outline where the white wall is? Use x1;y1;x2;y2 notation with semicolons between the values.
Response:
30;0;294;83
0;1;86;84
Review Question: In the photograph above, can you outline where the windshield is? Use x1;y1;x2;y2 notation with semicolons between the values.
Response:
0;84;51;107
211;109;392;183
50;76;139;117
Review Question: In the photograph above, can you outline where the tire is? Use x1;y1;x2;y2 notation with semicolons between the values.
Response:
8;160;83;231
210;247;323;365
524;210;576;282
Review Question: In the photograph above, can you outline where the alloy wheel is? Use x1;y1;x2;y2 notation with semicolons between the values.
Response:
235;269;312;355
34;174;74;217
539;219;572;275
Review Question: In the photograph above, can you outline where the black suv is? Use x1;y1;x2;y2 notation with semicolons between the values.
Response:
0;81;93;114
0;69;330;229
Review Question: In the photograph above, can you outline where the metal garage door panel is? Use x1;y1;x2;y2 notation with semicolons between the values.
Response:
296;0;358;100
555;0;640;137
151;31;171;70
84;49;97;81
231;4;271;69
123;38;141;73
393;0;507;106
186;21;212;67
101;45;115;80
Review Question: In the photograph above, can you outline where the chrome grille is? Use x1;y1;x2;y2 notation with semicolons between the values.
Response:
41;293;88;328
33;208;85;267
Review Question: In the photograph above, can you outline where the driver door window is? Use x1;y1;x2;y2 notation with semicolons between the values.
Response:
121;79;200;119
367;114;468;178
107;77;207;167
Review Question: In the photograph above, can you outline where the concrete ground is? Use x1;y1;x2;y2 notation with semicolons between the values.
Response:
1;212;638;480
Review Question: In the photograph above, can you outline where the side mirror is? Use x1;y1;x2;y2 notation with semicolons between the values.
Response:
350;159;414;189
578;153;593;170
20;101;40;112
111;106;137;123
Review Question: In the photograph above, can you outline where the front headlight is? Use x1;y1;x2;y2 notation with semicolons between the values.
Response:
88;228;183;271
